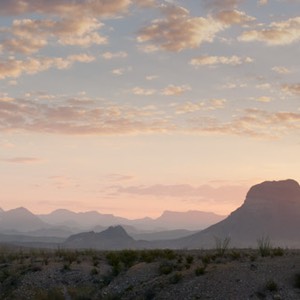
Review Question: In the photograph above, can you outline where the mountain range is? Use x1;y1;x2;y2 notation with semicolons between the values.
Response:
1;179;300;249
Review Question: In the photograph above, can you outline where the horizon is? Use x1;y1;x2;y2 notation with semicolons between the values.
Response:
0;0;299;219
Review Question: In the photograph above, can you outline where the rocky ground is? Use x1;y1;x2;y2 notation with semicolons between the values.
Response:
0;245;300;299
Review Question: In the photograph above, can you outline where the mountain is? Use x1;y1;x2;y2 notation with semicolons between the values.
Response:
0;207;50;232
131;229;197;241
39;209;129;230
39;209;225;232
171;179;300;248
63;225;145;250
152;210;226;230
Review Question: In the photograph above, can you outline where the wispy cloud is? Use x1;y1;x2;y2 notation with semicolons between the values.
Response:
0;54;95;79
239;17;300;45
190;55;253;67
1;157;43;164
161;84;191;96
102;51;128;60
137;4;225;52
282;83;300;95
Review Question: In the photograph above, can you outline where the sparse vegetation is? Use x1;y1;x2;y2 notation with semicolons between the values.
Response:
257;235;272;257
0;247;298;299
195;266;206;276
294;273;300;289
214;236;231;256
265;279;278;292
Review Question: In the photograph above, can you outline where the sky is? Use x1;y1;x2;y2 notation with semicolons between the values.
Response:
0;0;299;218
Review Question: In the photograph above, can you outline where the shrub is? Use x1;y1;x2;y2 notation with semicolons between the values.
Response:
214;236;231;256
186;255;194;265
169;272;183;284
266;279;278;292
195;266;205;276
272;247;284;257
294;273;300;289
257;236;272;257
90;268;98;275
159;261;174;275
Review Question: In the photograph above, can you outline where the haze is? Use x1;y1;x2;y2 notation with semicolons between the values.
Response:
0;0;299;218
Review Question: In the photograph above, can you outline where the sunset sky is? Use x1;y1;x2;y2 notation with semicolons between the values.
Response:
0;0;299;218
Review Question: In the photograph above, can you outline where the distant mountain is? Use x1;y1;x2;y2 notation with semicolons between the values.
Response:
39;209;129;230
39;208;224;232
0;207;50;232
152;210;226;230
63;225;147;250
131;229;197;241
170;179;300;248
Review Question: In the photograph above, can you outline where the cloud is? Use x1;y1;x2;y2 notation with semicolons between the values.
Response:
102;51;128;60
114;183;248;204
190;55;253;67
137;4;225;52
0;54;95;79
1;157;43;164
105;173;135;182
256;96;272;102
0;0;131;17
0;95;172;135
146;75;158;81
175;99;226;114
131;87;156;96
202;0;243;11
239;17;300;45
215;10;255;25
282;83;300;95
161;84;191;96
188;108;300;139
272;66;292;74
111;68;125;76
1;17;107;55
258;0;268;6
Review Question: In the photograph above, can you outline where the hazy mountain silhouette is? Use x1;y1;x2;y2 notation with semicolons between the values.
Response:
38;209;128;229
169;179;300;248
63;225;147;250
0;207;50;232
38;209;223;231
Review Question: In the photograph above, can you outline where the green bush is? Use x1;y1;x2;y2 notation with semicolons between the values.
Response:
272;247;284;257
294;273;300;289
159;261;174;275
265;279;278;292
214;236;231;256
257;235;272;257
195;266;205;276
169;272;183;284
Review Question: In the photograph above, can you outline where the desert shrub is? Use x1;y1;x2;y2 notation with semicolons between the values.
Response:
294;273;300;289
229;250;241;260
61;263;71;272
118;250;138;268
265;279;278;292
159;261;174;275
272;247;284;257
163;249;176;260
34;287;65;300
257;236;272;257
201;254;212;267
67;286;96;300
214;236;231;256
90;268;98;275
144;289;156;300
195;266;206;276
169;272;183;284
186;255;194;264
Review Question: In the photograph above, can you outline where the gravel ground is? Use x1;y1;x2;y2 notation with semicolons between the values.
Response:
0;249;299;299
